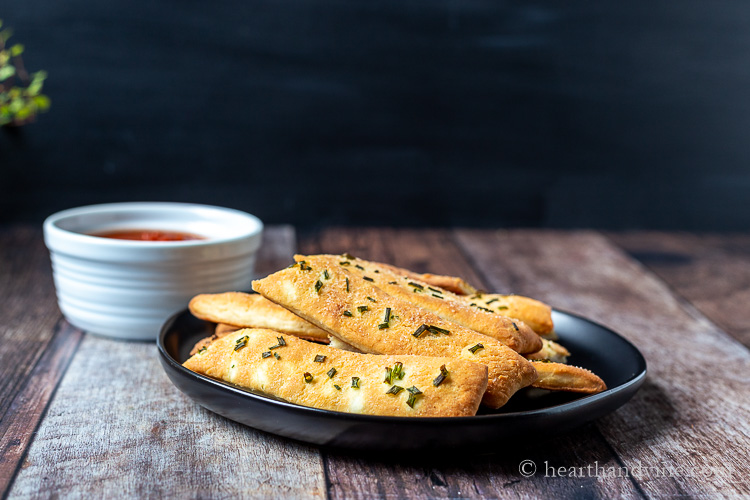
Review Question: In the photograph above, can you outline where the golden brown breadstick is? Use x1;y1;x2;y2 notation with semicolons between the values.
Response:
189;292;329;342
530;361;606;394
463;292;555;338
296;254;542;354
252;258;537;409
374;262;478;295
525;339;570;364
183;328;489;417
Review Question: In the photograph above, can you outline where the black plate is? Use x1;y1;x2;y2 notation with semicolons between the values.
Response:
158;309;646;452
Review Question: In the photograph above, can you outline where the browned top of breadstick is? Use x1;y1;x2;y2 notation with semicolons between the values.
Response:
303;254;541;354
375;262;478;296
184;328;488;417
530;361;606;394
252;257;537;409
464;292;555;337
189;292;329;342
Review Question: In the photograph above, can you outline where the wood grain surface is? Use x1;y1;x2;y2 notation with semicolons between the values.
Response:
454;229;749;499
609;231;750;348
0;226;83;498
2;226;749;499
6;226;326;499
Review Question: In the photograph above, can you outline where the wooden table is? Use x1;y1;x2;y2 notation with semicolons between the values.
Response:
1;226;748;499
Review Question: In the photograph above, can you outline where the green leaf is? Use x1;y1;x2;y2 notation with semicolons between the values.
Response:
33;95;50;110
10;44;23;56
9;96;23;112
0;65;15;80
0;28;13;43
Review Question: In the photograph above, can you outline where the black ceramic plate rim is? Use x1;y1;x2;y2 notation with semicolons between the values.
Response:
158;308;647;423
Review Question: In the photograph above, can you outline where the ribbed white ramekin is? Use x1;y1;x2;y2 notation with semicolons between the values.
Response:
43;202;263;340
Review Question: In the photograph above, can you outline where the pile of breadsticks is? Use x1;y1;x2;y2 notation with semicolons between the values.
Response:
183;254;605;417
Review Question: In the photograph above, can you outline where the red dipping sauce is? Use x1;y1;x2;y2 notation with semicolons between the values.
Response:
91;230;205;241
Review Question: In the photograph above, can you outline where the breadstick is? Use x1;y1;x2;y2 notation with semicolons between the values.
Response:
374;262;478;296
525;339;570;364
296;254;542;354
252;258;537;409
189;292;329;342
530;361;606;394
183;328;488;417
463;292;555;338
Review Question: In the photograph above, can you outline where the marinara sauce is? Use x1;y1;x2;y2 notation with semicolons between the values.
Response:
91;230;205;241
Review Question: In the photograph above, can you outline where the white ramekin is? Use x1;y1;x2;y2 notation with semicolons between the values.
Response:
43;202;264;340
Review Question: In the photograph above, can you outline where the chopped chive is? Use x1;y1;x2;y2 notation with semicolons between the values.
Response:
234;335;249;351
378;323;389;330
392;362;405;380
327;367;337;378
433;365;449;387
531;359;554;363
357;305;368;314
340;261;351;266
355;264;365;270
299;261;312;271
512;322;519;332
231;364;235;368
384;366;393;384
274;352;280;360
343;253;355;260
343;310;353;317
269;336;286;349
384;308;391;323
261;351;272;358
388;281;398;285
428;325;450;335
363;276;374;282
345;277;350;292
314;354;326;363
497;305;509;310
367;296;376;302
323;269;330;280
412;324;429;338
468;343;484;354
478;306;494;313
408;282;424;290
334;384;342;390
406;386;422;408
432;293;443;299
374;270;380;273
304;372;313;383
198;346;207;354
469;303;477;307
386;385;404;395
427;287;443;294
314;280;323;293
351;377;360;388
486;298;499;305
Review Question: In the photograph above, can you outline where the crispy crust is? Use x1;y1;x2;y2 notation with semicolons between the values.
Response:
463;292;555;337
530;361;607;394
525;339;570;364
297;255;542;355
183;328;488;417
252;258;537;409
375;262;478;295
189;292;329;342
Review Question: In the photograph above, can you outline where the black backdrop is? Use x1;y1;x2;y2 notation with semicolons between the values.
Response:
2;1;749;229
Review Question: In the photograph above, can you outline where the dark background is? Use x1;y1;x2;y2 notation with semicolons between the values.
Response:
2;1;749;230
